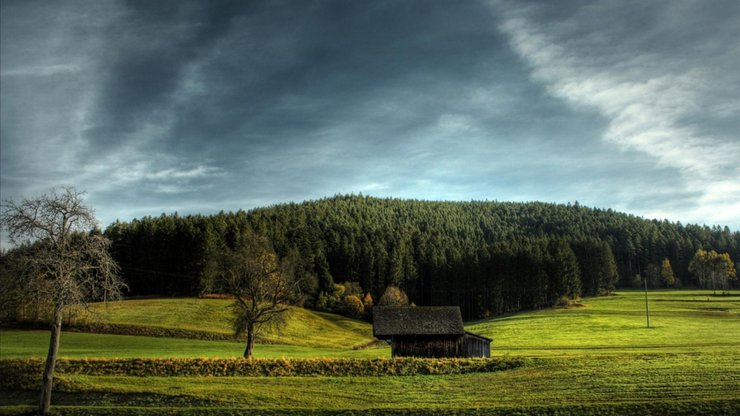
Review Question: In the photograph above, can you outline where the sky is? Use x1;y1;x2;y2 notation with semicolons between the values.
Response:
1;0;739;235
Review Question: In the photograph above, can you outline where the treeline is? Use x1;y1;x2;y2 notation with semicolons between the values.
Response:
104;195;739;319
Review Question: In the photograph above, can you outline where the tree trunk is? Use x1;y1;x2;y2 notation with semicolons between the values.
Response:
243;323;255;360
39;303;63;416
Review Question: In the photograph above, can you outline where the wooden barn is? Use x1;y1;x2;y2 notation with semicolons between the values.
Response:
373;306;492;358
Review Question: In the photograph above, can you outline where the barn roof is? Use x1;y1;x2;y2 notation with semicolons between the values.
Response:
465;331;493;342
373;306;465;338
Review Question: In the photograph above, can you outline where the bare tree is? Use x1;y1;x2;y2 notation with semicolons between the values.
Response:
221;230;298;360
0;187;125;416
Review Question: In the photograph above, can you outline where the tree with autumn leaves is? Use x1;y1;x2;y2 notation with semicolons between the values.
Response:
689;249;736;293
660;258;676;287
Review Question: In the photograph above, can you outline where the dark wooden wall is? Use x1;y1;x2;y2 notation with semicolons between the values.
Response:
390;334;491;358
463;334;491;357
391;335;464;358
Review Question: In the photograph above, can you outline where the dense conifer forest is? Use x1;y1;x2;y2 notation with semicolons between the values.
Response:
103;195;739;319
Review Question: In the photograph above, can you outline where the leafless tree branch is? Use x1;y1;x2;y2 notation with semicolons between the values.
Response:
220;230;299;359
0;187;125;416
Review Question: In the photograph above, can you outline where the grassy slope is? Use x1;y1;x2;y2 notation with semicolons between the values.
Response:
73;298;375;348
1;290;739;415
2;298;383;359
0;330;386;359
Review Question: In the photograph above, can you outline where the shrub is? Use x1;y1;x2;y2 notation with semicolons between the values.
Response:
315;291;329;310
378;286;409;306
555;295;571;307
199;293;234;300
362;293;374;320
341;281;363;297
315;282;371;320
315;284;349;313
342;295;364;319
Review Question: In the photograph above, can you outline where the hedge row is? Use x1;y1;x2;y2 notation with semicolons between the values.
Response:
0;357;524;383
70;323;239;342
3;321;238;342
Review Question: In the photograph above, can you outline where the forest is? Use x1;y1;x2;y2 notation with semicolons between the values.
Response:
102;195;740;319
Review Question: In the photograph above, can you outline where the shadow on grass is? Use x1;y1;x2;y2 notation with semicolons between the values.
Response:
0;389;220;408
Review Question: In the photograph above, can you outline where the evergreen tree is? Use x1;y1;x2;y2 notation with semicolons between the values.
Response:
102;195;739;319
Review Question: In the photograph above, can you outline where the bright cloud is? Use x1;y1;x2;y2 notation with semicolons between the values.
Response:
493;1;740;226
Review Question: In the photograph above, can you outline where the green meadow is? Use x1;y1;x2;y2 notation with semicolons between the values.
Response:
0;330;386;360
72;299;376;348
469;290;740;356
1;290;738;415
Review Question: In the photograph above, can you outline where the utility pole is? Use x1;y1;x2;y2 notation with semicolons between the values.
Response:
644;275;650;329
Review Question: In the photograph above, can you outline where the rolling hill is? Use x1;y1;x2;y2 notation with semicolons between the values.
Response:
104;195;740;319
70;298;376;349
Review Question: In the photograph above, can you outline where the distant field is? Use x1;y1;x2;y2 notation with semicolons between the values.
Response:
469;289;740;356
1;290;739;415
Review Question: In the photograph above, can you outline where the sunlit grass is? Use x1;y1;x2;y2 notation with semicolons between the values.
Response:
73;298;375;348
2;298;382;360
468;290;740;357
0;330;386;360
60;353;737;409
2;290;739;415
2;353;737;414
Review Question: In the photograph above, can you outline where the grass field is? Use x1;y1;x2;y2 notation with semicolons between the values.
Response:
0;330;386;359
1;290;739;415
469;289;740;356
71;299;376;348
2;298;382;360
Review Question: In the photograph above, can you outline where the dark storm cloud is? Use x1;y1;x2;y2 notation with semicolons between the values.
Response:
1;0;738;232
79;0;550;204
164;0;515;146
83;0;250;151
